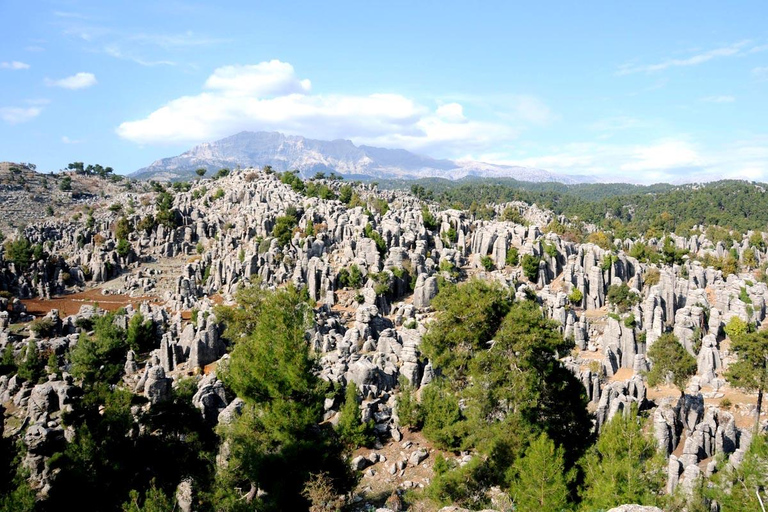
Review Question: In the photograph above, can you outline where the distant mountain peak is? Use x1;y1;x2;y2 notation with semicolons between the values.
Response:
131;131;590;184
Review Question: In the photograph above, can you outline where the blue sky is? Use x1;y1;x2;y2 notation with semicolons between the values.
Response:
1;0;767;183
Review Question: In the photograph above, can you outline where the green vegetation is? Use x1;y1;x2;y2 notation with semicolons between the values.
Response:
505;246;519;266
521;253;540;282
416;281;592;505
725;327;768;430
568;288;583;305
272;206;300;247
335;382;373;448
363;223;387;256
580;406;664;509
422;206;438;230
380;178;768;237
215;283;353;510
3;237;35;269
646;332;697;395
337;264;363;289
606;282;640;313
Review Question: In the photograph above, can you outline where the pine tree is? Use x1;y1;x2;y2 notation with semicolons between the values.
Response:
646;332;697;396
708;433;768;510
580;406;664;510
508;433;573;512
336;382;372;448
725;329;768;431
215;283;353;510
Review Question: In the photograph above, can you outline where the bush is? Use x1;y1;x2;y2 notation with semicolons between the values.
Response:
17;340;45;383
59;176;72;191
644;268;661;286
363;223;387;256
505;246;519;266
337;264;363;289
421;380;463;450
336;382;373;448
3;238;33;269
480;255;494;271
114;217;131;240
521;254;540;282
116;239;130;258
606;283;640;313
568;288;583;305
30;317;56;338
422;206;438;230
396;377;421;430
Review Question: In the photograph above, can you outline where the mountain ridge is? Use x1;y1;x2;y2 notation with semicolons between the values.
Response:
131;131;592;184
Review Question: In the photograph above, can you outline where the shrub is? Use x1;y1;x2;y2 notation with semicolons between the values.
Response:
396;376;421;430
116;239;130;258
521;254;540;282
422;206;438;230
568;288;583;304
363;223;387;256
480;255;494;271
336;382;373;448
505;246;519;266
30;317;56;338
644;268;661;287
421;380;463;450
114;217;131;240
606;283;640;313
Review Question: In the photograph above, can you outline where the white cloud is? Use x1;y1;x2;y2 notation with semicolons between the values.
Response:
620;140;702;172
61;136;82;144
483;135;768;184
0;61;30;70
204;61;311;97
701;95;735;103
0;106;42;124
45;72;97;89
117;60;523;154
618;41;755;75
753;66;768;79
104;46;176;67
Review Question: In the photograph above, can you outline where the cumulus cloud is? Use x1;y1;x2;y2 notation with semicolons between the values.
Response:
204;61;311;97
45;72;97;89
0;106;43;124
117;60;523;154
0;61;30;70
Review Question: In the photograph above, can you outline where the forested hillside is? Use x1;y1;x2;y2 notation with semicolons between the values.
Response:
383;178;768;236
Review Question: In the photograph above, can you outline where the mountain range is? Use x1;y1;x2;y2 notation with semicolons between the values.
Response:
131;131;591;183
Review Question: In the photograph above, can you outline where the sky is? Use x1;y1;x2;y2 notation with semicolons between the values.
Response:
0;0;767;184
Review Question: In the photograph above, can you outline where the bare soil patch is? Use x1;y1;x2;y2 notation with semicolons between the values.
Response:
22;288;158;317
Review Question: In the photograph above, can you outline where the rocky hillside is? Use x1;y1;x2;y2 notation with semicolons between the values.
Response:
0;162;134;233
131;131;587;183
1;168;767;510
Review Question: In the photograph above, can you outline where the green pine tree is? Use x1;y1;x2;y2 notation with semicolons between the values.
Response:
508;433;573;512
579;406;664;510
646;332;697;396
725;329;768;431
